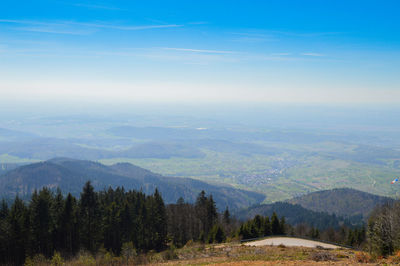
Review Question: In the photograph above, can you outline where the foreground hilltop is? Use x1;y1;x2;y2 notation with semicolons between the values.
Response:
0;158;264;210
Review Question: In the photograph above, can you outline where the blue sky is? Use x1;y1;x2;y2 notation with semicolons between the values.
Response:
0;0;399;104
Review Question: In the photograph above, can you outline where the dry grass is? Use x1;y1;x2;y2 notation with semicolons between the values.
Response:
24;243;383;265
154;244;372;265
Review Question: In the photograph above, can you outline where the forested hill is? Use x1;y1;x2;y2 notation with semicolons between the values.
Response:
287;188;393;219
236;202;352;230
0;158;265;210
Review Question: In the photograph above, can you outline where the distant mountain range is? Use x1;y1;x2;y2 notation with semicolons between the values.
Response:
236;202;352;230
0;158;265;211
287;188;393;219
236;188;394;229
0;157;393;228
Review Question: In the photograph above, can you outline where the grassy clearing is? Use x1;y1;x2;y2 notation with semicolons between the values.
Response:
26;243;371;265
152;243;370;265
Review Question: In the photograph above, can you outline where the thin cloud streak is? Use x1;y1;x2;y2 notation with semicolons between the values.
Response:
271;53;291;56
0;19;183;35
15;26;94;35
268;30;342;37
301;52;325;57
163;48;236;54
72;3;123;10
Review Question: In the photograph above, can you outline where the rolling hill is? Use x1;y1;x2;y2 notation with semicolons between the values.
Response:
236;201;352;230
287;188;393;219
0;158;265;211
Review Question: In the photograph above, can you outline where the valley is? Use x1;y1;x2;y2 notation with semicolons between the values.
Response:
2;113;400;204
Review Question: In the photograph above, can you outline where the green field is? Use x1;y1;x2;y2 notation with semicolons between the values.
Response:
100;142;400;203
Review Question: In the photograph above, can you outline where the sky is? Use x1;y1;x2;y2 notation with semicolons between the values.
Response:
0;0;400;105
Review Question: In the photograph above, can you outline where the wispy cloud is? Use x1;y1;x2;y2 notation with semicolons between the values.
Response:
15;26;93;35
301;52;325;57
0;19;183;35
271;53;291;56
188;21;209;25
72;3;123;10
231;32;276;43
268;30;342;38
163;47;236;54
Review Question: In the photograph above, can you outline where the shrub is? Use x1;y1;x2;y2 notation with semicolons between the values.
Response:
51;251;64;266
76;252;96;265
354;251;373;263
162;245;178;260
121;242;136;263
310;251;337;261
25;254;48;266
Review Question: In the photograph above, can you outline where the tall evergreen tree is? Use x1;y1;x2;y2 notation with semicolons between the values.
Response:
223;207;230;225
8;196;30;265
271;212;281;235
263;216;271;236
61;193;79;256
51;188;65;253
79;181;101;253
151;189;167;251
29;188;53;257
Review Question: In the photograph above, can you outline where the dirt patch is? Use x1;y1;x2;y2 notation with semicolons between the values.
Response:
244;237;342;249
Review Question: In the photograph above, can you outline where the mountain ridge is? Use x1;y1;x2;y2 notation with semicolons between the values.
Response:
0;157;265;211
287;187;393;219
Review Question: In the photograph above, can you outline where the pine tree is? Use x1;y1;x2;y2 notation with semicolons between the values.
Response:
263;216;271;236
223;207;230;225
206;195;218;235
279;216;286;235
8;196;29;265
271;212;280;235
208;224;226;243
29;188;54;257
51;188;64;253
0;199;10;264
61;193;79;256
0;199;8;219
79;181;101;253
103;201;122;254
152;189;167;251
195;190;208;239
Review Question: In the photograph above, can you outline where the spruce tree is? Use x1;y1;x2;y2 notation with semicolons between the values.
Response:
263;216;271;236
223;207;230;225
8;196;29;265
79;181;101;253
29;188;53;257
271;212;280;235
152;189;167;251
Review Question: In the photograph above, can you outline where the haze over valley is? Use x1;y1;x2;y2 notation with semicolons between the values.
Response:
2;104;400;203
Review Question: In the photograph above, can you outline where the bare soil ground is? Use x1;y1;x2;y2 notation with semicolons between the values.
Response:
154;243;376;265
244;237;342;249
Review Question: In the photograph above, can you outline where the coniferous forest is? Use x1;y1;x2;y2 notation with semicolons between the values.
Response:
0;182;170;265
0;181;243;265
0;181;371;265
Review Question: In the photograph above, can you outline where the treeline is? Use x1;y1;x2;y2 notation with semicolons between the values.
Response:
289;223;366;249
0;183;240;265
240;202;354;230
237;213;365;248
0;181;372;265
238;213;285;239
167;191;235;247
0;182;168;265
